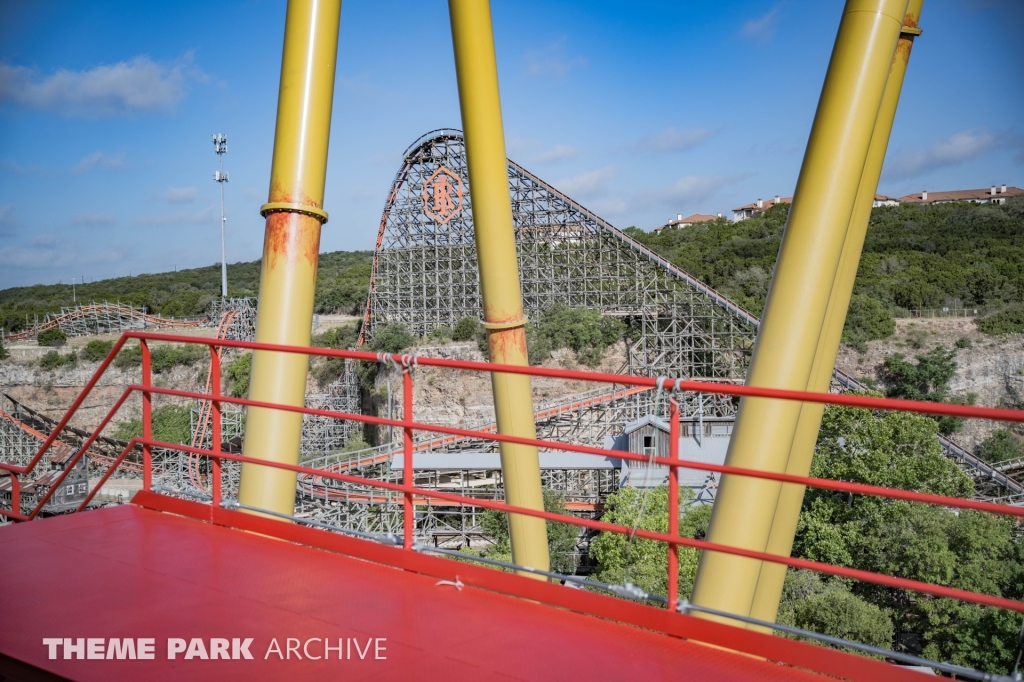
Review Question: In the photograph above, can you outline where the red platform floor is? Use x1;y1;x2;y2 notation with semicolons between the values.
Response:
0;497;833;681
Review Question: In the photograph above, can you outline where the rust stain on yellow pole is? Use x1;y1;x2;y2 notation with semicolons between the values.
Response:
749;0;924;625
690;0;909;623
238;0;342;516
448;0;550;576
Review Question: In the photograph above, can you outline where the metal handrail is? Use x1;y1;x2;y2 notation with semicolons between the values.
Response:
3;331;1024;680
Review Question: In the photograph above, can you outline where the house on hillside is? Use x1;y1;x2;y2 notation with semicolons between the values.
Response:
873;194;900;207
732;195;792;222
898;185;1021;206
653;213;723;234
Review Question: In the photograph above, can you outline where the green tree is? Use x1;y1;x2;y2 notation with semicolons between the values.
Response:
471;489;582;574
790;400;1024;671
0;338;8;361
452;316;480;342
589;486;710;600
842;293;895;350
778;570;894;655
977;429;1024;464
37;327;67;347
879;346;964;434
520;304;624;367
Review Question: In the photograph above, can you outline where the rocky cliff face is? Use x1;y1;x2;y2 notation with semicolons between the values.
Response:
378;340;630;436
835;317;1024;451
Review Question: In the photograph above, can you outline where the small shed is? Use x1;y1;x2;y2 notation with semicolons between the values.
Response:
615;414;734;501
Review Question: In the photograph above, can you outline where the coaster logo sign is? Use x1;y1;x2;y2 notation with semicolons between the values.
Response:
422;166;463;224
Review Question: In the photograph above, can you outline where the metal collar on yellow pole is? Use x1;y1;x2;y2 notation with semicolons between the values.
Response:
238;0;342;517
748;0;925;625
448;0;551;577
690;0;910;624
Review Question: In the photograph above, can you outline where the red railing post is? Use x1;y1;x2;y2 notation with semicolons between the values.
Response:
10;472;20;518
667;396;680;611
402;364;414;550
141;340;152;491
209;346;222;508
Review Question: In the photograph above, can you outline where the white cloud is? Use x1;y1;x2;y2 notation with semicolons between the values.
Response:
638;175;741;207
0;54;201;117
136;207;215;227
534;144;584;164
0;238;128;270
71;212;116;227
0;158;44;175
885;128;998;179
162;186;198;204
554;165;618;198
524;39;586;78
634;126;718;154
0;240;76;269
72;151;125;174
740;5;782;44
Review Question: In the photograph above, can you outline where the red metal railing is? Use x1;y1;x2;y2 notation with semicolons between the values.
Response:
3;331;1024;677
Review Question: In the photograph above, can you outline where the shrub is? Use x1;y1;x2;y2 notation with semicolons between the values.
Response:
113;342;142;369
0;338;8;361
977;307;1024;336
452;317;480;342
39;349;77;370
977;429;1024;464
312;322;358;349
424;326;453;344
37;327;67;347
368;323;415;354
149;344;206;374
113;404;193;445
81;339;115;362
954;336;972;349
842;294;895;347
225;352;252;398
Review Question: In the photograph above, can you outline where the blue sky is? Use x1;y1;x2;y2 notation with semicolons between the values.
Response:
0;0;1021;289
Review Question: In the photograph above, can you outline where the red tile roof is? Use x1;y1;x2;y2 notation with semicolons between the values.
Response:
732;197;792;212
898;186;1021;204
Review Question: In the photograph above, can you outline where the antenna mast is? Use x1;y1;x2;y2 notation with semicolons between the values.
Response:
213;134;229;298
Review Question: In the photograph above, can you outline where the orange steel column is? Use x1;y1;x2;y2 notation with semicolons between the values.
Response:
237;0;342;516
689;0;908;622
448;0;550;575
749;0;925;624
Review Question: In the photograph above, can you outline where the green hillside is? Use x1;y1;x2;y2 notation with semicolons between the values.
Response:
0;250;372;333
4;196;1023;340
627;195;1024;341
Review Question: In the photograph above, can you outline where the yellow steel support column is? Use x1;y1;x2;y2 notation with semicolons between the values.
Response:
237;0;342;516
448;0;550;576
689;0;908;622
749;0;924;624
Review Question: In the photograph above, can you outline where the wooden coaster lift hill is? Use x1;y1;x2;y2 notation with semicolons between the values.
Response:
238;0;926;619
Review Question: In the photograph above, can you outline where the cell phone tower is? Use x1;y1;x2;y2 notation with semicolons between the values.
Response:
212;134;229;298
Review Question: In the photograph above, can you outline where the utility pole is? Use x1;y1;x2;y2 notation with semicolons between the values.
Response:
213;134;229;298
71;277;76;304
